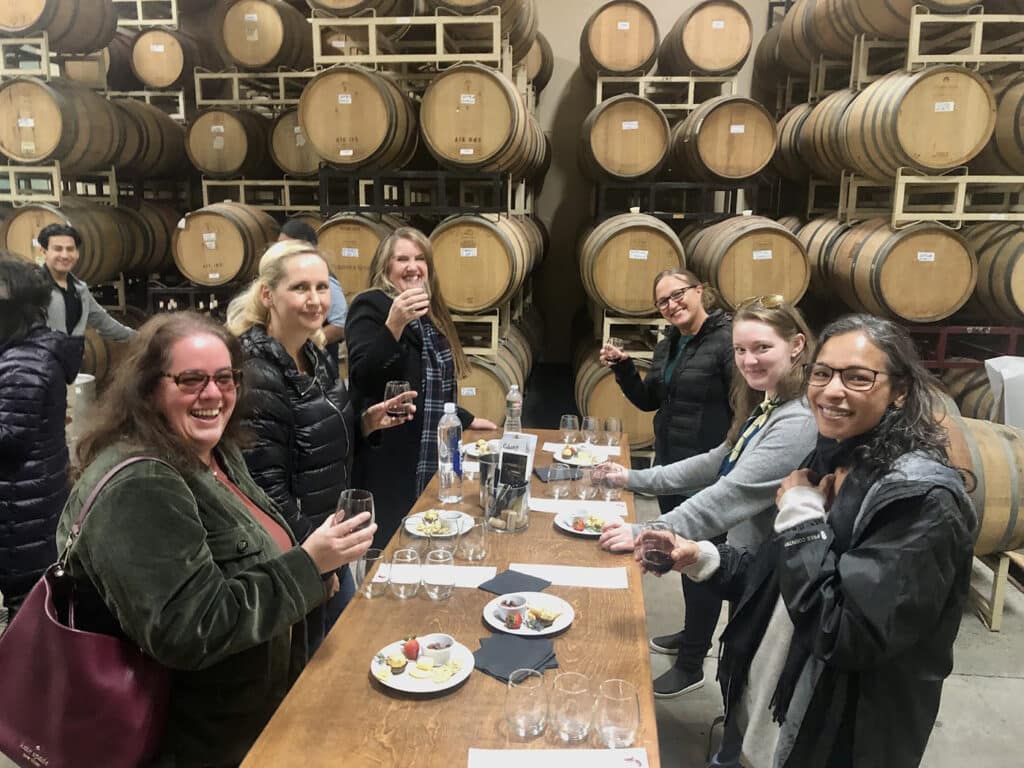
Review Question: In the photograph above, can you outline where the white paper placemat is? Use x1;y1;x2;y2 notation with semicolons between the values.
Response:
464;460;480;474
508;563;629;590
468;748;649;768
542;442;621;457
374;564;496;589
529;498;629;518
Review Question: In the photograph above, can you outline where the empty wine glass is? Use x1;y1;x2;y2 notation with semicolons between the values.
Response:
581;416;600;444
594;679;639;748
574;465;598;500
422;549;455;601
387;548;421;599
398;517;432;558
639;520;675;575
551;672;593;743
429;510;464;556
505;669;547;739
335;488;374;531
456;515;487;561
383;380;411;416
604;417;622;447
355;548;387;598
548;463;571;499
559;414;579;444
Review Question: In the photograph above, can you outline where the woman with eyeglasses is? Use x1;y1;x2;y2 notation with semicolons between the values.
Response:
225;239;415;653
55;312;376;766
637;314;976;768
596;297;818;701
599;268;735;692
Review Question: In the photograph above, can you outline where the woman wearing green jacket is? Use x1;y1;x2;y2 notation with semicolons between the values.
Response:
55;312;375;767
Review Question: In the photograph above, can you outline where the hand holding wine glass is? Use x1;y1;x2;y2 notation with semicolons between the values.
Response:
335;488;374;532
593;462;628;487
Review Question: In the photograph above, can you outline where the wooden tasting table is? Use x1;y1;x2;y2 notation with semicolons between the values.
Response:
243;429;661;768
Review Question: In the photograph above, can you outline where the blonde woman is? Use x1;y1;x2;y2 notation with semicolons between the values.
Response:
226;239;414;651
346;227;496;546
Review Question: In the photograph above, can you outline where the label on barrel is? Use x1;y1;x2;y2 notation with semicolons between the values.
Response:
342;247;359;257
934;101;955;113
150;44;165;53
208;272;220;279
917;251;936;262
211;124;225;133
212;136;225;150
753;250;773;260
244;12;258;21
461;247;478;257
339;149;354;156
295;133;306;147
460;148;475;155
712;19;726;29
202;233;217;243
621;121;639;130
628;249;648;260
247;28;259;41
461;387;477;397
177;218;186;229
460;94;477;105
16;117;34;128
21;140;35;154
338;94;352;104
617;21;630;30
730;124;745;134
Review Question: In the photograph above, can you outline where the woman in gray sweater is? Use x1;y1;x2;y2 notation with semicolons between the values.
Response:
597;297;818;705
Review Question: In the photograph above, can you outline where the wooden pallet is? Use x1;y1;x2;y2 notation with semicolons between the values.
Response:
908;6;1024;72
112;0;178;29
193;69;314;109
972;550;1024;632
201;177;319;212
595;74;737;113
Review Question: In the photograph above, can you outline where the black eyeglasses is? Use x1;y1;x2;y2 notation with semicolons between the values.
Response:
805;363;890;392
162;369;242;395
655;285;697;311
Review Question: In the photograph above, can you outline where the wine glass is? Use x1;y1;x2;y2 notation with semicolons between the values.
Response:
335;488;374;531
594;679;639;748
548;463;571;499
383;380;411;416
429;510;464;556
559;414;579;444
551;672;593;743
422;549;455;601
387;548;421;599
505;669;547;739
398;515;433;557
355;548;387;598
573;465;598;500
639;520;675;575
581;416;599;445
604;417;622;447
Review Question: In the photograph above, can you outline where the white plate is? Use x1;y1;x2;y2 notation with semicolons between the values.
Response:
483;592;574;636
370;639;475;694
552;448;608;467
464;439;500;458
553;510;621;538
404;511;475;538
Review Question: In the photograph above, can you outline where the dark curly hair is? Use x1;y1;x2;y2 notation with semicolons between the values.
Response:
0;253;50;345
76;311;249;475
812;314;949;470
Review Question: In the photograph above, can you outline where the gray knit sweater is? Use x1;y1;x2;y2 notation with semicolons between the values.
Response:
627;398;817;550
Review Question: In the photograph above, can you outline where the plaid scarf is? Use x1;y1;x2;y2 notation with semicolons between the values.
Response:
415;317;456;495
718;394;779;476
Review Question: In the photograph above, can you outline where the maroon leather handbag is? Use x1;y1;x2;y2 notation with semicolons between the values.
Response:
0;457;172;768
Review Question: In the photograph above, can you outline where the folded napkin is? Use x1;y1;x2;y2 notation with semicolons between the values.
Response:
474;634;558;683
477;569;551;595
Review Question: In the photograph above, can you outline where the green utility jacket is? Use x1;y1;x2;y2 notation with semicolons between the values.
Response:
56;441;328;767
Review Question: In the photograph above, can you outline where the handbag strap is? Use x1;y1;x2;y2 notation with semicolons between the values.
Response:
59;456;175;568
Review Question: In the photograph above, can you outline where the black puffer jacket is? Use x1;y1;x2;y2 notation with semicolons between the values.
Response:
238;325;354;542
0;327;80;609
611;309;734;465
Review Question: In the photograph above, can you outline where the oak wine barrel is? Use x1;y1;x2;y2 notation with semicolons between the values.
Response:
299;65;418;172
114;99;189;178
0;77;123;174
579;213;686;317
316;212;406;298
0;0;117;54
136;201;182;275
773;102;813;181
424;0;538;64
750;22;783;108
842;66;996;180
579;0;659;81
186;108;275;178
795;216;850;296
685;216;810;309
669;95;777;181
962;223;1024;324
63;29;141;90
826;219;976;323
943;409;1024;555
574;347;655;449
579;95;670;181
970;73;1024;175
524;32;554;96
420;64;544;179
462;331;533;427
659;0;751;76
942;365;998;423
778;0;816;75
269;108;320;177
777;216;803;233
798;88;857;181
131;28;215;91
430;215;541;313
219;0;313;71
173;202;279;286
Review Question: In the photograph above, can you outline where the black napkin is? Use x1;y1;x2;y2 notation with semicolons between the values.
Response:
478;569;551;596
474;634;559;683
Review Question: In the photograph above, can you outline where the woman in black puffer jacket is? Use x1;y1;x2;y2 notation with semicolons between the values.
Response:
0;256;80;617
226;240;414;654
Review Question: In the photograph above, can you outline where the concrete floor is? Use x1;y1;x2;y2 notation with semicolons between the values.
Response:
633;494;1024;768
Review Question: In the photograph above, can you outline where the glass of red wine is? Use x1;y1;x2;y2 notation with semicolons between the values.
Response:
639;521;675;575
383;380;411;417
335;488;374;532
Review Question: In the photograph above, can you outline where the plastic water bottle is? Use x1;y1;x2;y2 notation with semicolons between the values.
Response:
504;384;523;433
437;402;463;503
